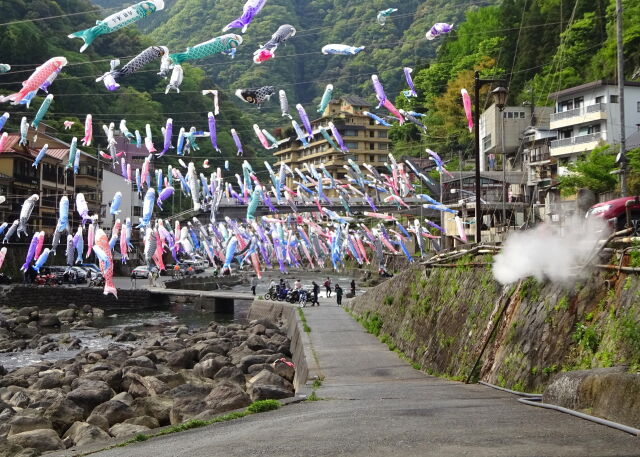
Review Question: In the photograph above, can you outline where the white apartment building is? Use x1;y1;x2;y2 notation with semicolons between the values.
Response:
548;80;640;174
100;167;142;231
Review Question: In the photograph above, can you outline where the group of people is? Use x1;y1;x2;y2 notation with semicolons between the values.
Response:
262;276;357;307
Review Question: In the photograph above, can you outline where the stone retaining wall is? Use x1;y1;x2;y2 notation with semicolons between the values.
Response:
248;300;313;392
0;286;169;310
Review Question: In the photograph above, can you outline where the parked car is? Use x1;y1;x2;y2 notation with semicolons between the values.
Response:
70;267;88;283
181;260;205;274
587;196;640;233
131;266;150;279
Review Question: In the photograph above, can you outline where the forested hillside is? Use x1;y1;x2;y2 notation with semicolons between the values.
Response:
391;0;640;160
0;0;261;173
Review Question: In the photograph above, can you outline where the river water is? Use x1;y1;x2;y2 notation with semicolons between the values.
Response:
1;269;358;371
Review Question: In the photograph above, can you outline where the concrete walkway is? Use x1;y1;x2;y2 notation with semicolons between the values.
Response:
91;297;640;457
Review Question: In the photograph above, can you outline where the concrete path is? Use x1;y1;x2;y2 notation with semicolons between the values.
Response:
90;297;640;457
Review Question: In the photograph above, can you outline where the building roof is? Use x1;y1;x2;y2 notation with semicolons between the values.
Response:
443;170;527;185
340;95;372;108
548;79;640;100
0;134;70;161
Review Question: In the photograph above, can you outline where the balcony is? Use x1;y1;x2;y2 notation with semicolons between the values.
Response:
550;132;605;157
550;103;608;130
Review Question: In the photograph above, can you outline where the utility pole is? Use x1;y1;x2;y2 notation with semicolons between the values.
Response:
617;0;628;196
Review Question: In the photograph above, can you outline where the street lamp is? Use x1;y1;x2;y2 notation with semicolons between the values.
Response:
491;86;509;228
473;71;507;243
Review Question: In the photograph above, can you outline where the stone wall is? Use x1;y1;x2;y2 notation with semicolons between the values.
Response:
248;300;313;392
0;286;169;310
347;256;640;394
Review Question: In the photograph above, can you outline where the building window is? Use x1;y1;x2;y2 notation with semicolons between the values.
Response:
595;96;604;104
368;143;375;150
369;119;375;126
520;112;525;118
369;131;375;138
610;95;619;103
344;129;357;137
637;101;640;112
574;97;584;109
345;142;358;150
559;100;574;112
377;131;388;138
482;134;492;150
133;206;142;217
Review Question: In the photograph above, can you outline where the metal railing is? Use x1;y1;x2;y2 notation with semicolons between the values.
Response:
550;103;607;122
550;132;603;149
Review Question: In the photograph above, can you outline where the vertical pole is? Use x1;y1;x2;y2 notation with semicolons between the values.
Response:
616;0;627;196
474;71;482;243
502;112;507;227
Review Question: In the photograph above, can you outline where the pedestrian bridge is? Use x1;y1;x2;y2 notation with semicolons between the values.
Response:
145;286;254;313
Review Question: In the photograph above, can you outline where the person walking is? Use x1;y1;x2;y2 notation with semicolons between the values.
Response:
335;283;343;306
350;279;356;296
130;270;137;289
251;275;259;296
312;281;320;306
324;277;332;297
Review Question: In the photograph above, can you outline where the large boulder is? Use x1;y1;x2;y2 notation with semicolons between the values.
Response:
193;357;227;379
66;381;114;415
45;398;86;435
133;396;173;426
7;429;64;453
127;374;170;398
88;400;135;427
272;359;295;383
8;409;52;436
168;384;213;425
204;381;251;414
246;370;294;401
123;356;156;370
109;423;150;438
237;354;272;373
63;421;111;447
214;366;246;386
123;415;159;429
166;348;198;369
37;314;61;327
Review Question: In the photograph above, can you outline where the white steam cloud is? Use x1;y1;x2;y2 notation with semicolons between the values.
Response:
492;217;609;285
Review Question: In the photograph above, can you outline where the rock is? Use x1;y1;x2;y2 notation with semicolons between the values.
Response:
8;391;30;408
193;357;227;379
214;366;245;386
26;389;63;409
63;421;111;447
127;374;169;398
111;392;134;406
45;398;86;436
244;335;267;351
237;354;272;373
166;348;198;369
247;363;272;376
8;409;52;436
7;429;64;452
246;369;294;401
133;396;173;426
13;324;38;339
88;400;135;427
66;381;114;415
13;448;41;457
123;415;159;429
56;309;76;321
249;324;266;335
109;423;150;438
204;381;250;414
37;314;60;327
114;331;137;342
92;308;105;318
272;359;295;383
168;383;213;425
123;356;156;370
86;414;110;432
31;374;61;390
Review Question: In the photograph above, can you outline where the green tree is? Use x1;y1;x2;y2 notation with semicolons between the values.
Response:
558;145;617;196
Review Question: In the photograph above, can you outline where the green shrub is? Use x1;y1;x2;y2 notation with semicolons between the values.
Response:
247;399;281;413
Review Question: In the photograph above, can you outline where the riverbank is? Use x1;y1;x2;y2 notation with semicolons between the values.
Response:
0;313;297;456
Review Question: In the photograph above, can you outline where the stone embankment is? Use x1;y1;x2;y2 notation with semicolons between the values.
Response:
0;317;296;456
347;256;640;428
